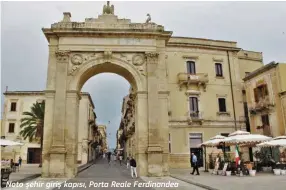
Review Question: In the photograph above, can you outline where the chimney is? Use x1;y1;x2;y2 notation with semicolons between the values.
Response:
62;12;71;22
5;86;8;92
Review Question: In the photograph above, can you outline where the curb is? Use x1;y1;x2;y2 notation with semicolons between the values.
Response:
12;174;41;183
77;162;94;174
170;175;220;190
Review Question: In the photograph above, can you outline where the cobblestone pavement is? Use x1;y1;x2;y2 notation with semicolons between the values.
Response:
170;168;286;190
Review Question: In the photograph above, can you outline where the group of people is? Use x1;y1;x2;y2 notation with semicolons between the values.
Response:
1;156;22;170
105;152;137;178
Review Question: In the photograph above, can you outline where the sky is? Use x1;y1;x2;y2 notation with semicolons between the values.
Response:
1;1;286;148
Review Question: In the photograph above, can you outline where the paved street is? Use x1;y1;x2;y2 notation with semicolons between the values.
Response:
4;159;206;190
170;168;286;190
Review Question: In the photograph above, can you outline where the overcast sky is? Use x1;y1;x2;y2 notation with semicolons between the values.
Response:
1;1;286;148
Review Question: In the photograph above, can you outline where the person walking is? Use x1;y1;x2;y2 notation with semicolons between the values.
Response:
126;156;130;169
130;156;137;178
107;152;111;165
119;153;123;166
18;156;22;167
191;152;200;175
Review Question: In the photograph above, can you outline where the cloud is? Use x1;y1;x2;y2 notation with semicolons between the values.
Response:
1;1;286;148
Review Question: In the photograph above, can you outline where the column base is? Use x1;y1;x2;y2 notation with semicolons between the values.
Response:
42;145;77;178
146;146;164;177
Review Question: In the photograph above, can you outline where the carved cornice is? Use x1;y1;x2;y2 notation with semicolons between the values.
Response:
182;55;199;60
55;50;70;62
213;57;224;62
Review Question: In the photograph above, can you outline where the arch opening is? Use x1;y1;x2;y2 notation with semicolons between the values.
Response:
73;60;141;93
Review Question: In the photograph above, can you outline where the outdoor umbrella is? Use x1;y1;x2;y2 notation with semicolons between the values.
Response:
201;135;226;147
200;135;226;171
257;136;286;147
0;139;23;147
221;130;272;146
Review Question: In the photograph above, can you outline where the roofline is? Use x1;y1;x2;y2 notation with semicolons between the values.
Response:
171;36;237;44
243;61;278;81
3;90;95;109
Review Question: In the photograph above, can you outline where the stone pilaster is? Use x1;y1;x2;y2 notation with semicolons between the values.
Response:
145;52;163;176
65;90;80;177
42;90;55;177
135;91;148;176
47;50;70;177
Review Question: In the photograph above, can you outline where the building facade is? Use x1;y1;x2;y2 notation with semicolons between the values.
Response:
97;125;108;153
117;43;264;168
39;2;269;177
243;62;286;137
1;91;98;165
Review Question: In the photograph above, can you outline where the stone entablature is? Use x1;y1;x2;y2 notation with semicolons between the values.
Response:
43;13;172;41
168;37;238;48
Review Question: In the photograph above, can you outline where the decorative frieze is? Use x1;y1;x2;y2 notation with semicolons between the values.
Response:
132;54;145;66
55;51;70;62
145;52;159;64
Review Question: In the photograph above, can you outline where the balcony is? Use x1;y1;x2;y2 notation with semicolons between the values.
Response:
249;96;274;115
188;111;204;124
177;73;209;91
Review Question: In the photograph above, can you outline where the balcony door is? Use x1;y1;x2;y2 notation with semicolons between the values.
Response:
189;97;199;118
187;61;196;75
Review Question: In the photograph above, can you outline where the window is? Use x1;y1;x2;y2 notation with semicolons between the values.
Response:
189;97;199;117
261;114;271;136
215;63;223;77
218;98;226;112
187;61;196;74
10;102;17;112
189;133;202;148
261;114;270;125
220;133;231;152
254;85;269;102
8;123;15;133
169;133;171;153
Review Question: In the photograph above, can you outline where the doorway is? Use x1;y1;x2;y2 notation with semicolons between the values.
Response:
27;148;41;163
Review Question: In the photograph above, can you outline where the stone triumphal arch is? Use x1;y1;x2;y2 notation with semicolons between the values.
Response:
42;3;171;178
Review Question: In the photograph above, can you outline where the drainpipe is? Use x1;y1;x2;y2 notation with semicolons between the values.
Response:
227;51;237;131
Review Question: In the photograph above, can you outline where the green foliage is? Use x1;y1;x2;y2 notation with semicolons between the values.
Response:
19;101;45;143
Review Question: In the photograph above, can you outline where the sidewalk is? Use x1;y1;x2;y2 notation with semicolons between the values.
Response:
170;168;286;190
9;164;41;183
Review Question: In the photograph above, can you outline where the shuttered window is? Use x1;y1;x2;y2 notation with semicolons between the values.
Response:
218;98;226;112
189;133;202;148
8;123;15;133
215;63;223;77
189;97;199;112
10;102;17;111
187;61;196;74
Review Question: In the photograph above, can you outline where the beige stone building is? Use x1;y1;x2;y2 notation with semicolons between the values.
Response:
1;91;98;165
243;62;286;137
39;2;267;177
97;125;108;153
117;91;136;158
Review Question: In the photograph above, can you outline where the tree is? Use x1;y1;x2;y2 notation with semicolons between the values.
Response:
20;101;45;167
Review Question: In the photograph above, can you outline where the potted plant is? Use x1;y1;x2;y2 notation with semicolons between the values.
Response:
273;167;281;175
218;161;224;175
225;164;232;176
249;165;256;177
208;154;215;174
